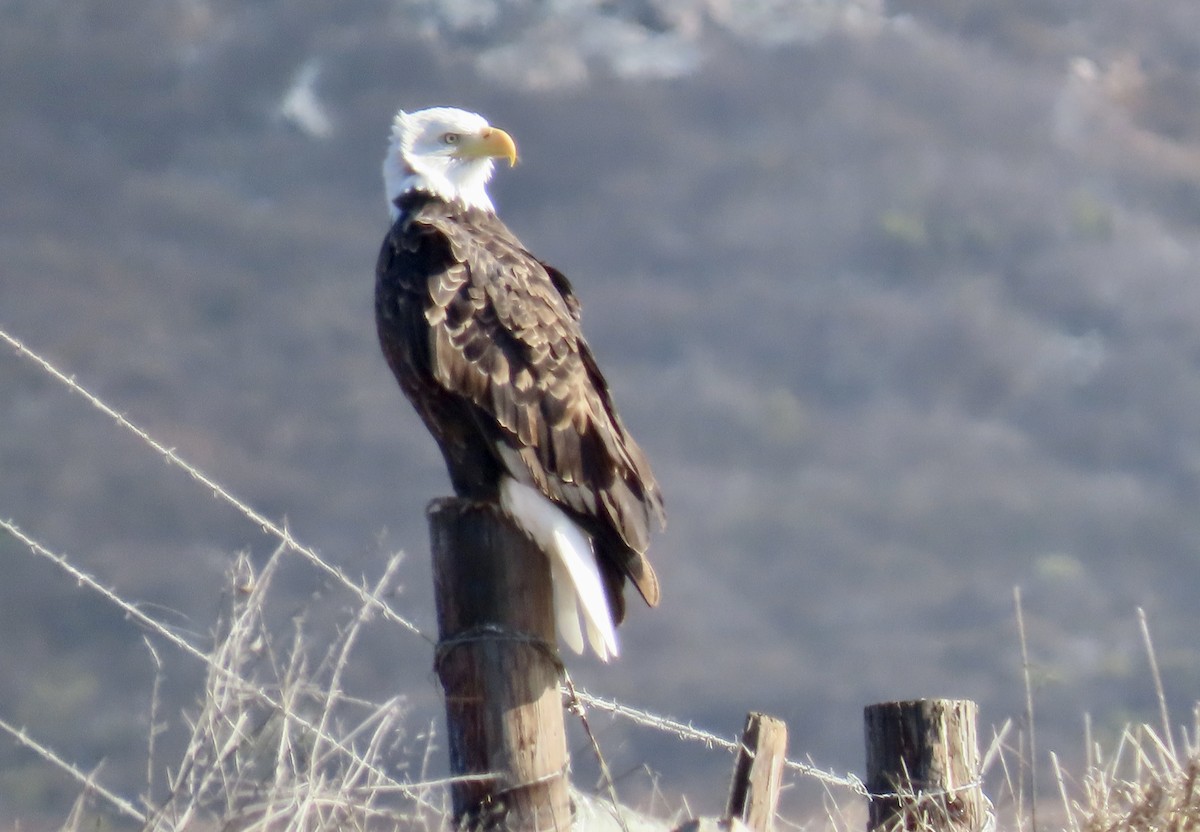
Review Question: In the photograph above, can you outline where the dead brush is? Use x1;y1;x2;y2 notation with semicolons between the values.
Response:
1059;715;1200;832
1054;609;1200;832
124;546;452;832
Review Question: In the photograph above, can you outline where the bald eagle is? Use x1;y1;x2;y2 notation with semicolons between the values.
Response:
375;107;665;661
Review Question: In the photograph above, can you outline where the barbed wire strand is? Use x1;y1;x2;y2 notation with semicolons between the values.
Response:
563;671;633;832
0;518;443;817
1;326;877;801
0;714;148;823
0;327;429;645
570;688;870;796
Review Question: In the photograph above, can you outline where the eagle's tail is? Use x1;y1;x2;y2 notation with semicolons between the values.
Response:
499;478;619;661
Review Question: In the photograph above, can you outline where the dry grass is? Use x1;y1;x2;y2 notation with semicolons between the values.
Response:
25;527;1200;832
12;489;1190;832
1057;714;1200;832
1051;612;1200;832
61;547;456;832
50;557;1200;832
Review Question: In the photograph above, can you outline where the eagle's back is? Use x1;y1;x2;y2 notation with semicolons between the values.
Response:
375;192;663;616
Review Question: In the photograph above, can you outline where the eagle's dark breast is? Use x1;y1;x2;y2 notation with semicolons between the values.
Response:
375;191;663;620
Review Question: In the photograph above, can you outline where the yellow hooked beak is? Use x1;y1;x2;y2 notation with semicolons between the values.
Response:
460;126;518;166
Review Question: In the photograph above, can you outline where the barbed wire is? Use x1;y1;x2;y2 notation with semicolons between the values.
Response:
569;688;870;796
0;715;148;823
1;325;876;808
0;327;430;646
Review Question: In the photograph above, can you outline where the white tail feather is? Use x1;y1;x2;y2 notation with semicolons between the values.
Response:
548;552;585;654
552;528;617;661
499;478;619;661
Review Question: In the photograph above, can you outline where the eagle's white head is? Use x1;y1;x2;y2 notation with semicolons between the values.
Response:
383;107;518;219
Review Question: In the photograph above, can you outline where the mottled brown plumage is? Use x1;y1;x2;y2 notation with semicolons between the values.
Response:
376;190;664;622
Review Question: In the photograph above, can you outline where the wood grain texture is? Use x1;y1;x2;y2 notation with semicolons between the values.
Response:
864;699;987;832
430;499;570;831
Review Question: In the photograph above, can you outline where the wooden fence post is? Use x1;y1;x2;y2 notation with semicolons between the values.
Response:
429;498;571;831
726;712;788;832
864;699;987;832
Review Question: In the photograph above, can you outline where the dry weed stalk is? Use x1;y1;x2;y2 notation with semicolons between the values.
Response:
136;547;451;832
1057;611;1200;832
1064;715;1200;832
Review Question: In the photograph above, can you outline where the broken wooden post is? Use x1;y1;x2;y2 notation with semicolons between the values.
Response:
864;699;987;832
429;498;571;831
726;712;788;832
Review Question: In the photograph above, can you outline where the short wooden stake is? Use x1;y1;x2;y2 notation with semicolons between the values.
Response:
726;712;788;832
429;498;571;831
864;699;986;832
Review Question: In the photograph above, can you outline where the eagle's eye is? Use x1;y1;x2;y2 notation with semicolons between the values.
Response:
440;132;461;146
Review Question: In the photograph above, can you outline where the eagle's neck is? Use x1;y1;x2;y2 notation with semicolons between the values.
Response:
384;150;495;220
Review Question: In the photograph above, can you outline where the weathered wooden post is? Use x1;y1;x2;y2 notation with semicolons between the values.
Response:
726;712;788;832
864;699;987;832
429;498;571;831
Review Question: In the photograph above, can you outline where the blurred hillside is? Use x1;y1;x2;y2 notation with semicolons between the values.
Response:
3;0;1200;825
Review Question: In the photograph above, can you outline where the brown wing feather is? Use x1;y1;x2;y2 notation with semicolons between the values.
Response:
378;195;663;609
